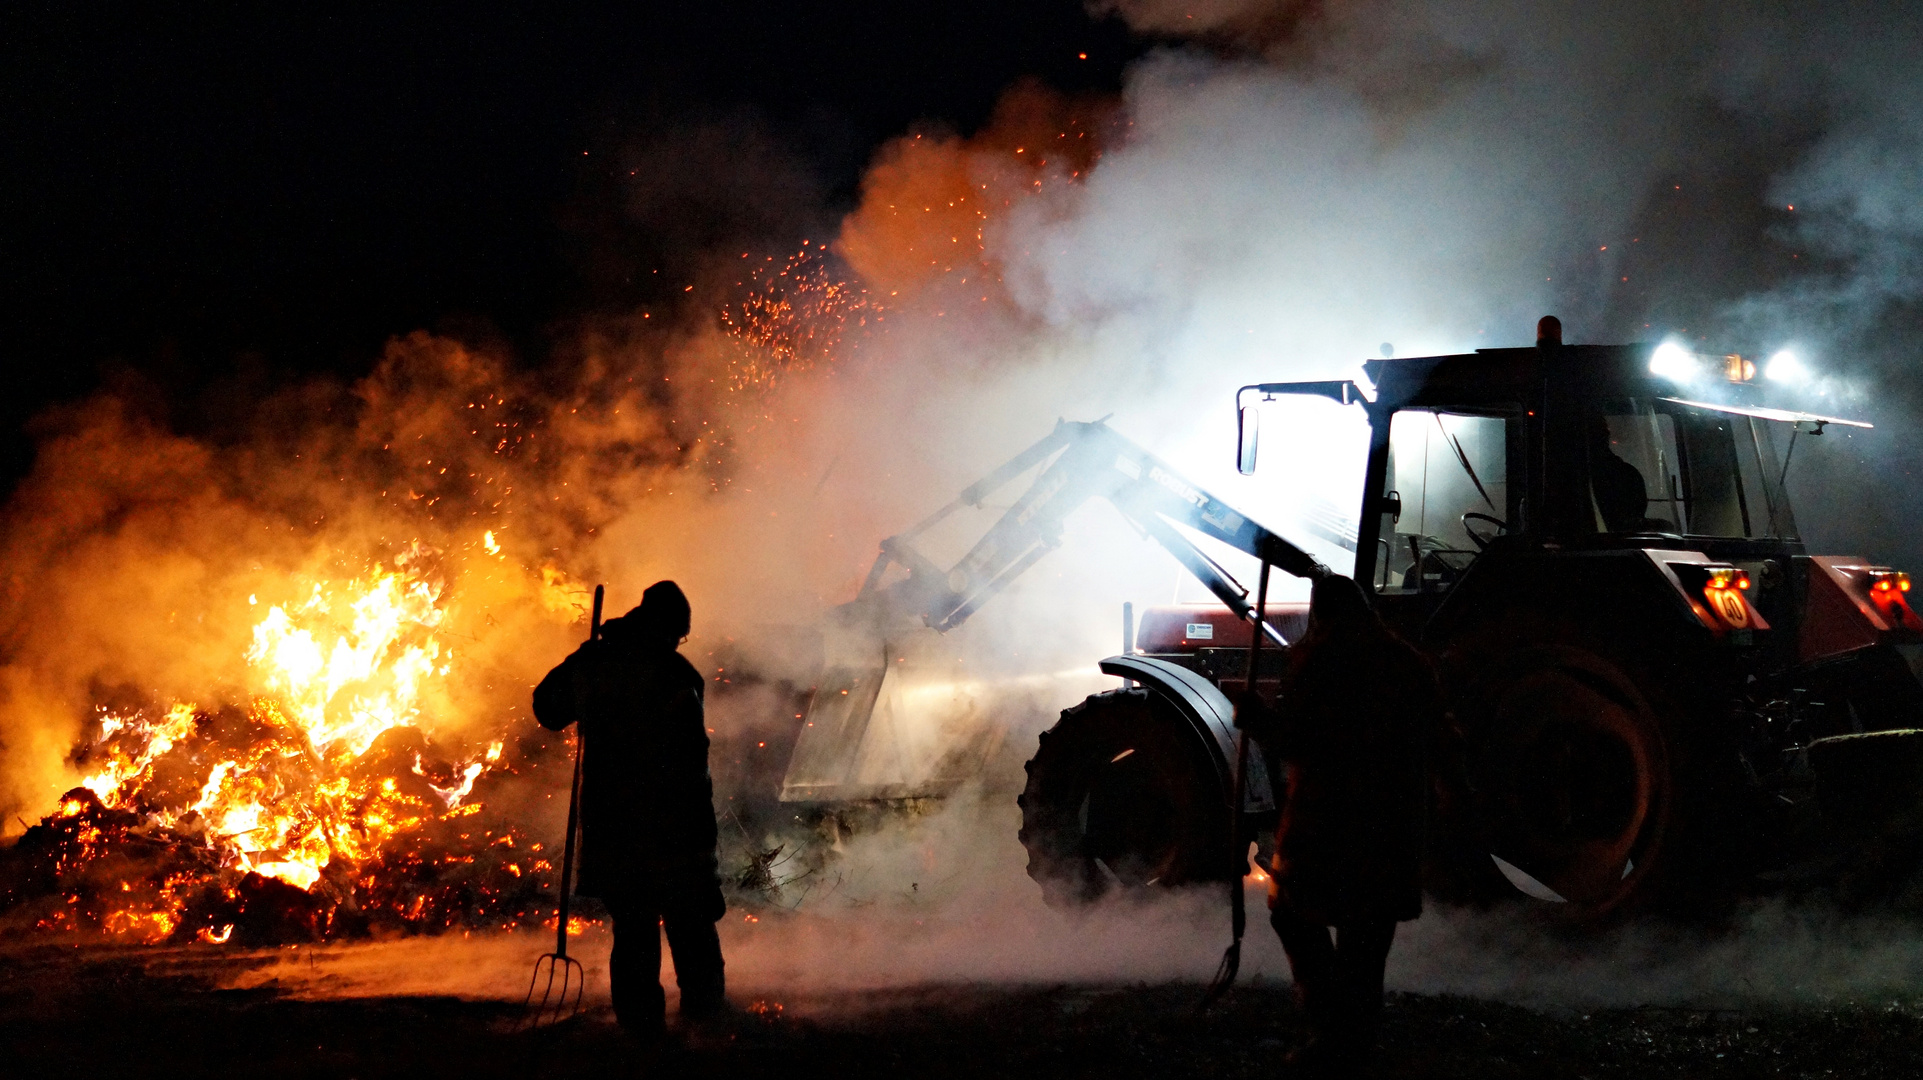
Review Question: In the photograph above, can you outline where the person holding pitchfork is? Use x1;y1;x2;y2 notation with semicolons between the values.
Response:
534;580;726;1039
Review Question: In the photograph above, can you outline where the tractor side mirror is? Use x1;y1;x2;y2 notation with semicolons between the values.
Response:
1237;406;1260;475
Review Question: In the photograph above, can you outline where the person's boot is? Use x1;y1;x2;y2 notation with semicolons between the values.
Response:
1283;1032;1356;1076
1285;999;1352;1075
678;975;730;1021
613;982;668;1044
615;1006;668;1046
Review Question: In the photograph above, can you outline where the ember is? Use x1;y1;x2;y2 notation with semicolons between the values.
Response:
720;244;880;400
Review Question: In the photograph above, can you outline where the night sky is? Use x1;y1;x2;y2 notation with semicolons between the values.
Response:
0;2;1148;491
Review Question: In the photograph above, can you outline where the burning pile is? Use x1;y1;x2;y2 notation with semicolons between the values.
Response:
0;253;888;947
0;549;579;945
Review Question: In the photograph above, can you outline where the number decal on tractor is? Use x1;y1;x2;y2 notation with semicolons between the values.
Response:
1708;588;1750;628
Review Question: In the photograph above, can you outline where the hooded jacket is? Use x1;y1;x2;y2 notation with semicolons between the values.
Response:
532;615;718;899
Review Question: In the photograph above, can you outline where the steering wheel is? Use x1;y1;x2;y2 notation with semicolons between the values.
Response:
1462;512;1507;551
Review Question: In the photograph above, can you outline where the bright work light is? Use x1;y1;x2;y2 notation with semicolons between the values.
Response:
1649;341;1695;381
1765;350;1808;383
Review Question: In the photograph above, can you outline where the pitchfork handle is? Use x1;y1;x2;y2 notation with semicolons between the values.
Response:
554;584;603;958
1228;562;1270;967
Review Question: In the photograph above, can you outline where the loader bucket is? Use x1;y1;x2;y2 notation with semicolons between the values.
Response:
779;601;1006;802
780;654;890;800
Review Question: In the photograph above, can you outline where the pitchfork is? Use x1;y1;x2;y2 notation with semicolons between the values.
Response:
521;583;602;1028
1204;558;1271;1008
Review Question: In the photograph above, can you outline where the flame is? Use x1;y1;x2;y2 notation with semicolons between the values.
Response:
80;702;200;805
543;914;595;936
58;554;518;926
247;567;446;762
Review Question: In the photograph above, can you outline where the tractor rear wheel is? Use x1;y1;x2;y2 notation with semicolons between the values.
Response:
1017;688;1227;907
1444;641;1685;919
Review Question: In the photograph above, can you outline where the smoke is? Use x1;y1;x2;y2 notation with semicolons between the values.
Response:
1058;2;1923;356
1066;1;1923;562
231;873;1923;1012
1717;11;1923;339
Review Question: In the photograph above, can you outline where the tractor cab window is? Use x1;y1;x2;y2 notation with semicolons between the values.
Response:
1376;410;1509;594
1591;410;1682;533
1596;402;1797;539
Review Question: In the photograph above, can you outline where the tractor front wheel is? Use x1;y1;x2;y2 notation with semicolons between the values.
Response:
1017;688;1229;907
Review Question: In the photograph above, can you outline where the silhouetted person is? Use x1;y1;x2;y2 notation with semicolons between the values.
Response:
1588;419;1658;533
1240;575;1440;1071
533;579;725;1038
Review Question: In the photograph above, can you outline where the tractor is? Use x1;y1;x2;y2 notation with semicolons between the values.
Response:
783;321;1923;920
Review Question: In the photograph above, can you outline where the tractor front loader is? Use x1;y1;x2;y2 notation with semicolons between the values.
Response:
778;418;1328;818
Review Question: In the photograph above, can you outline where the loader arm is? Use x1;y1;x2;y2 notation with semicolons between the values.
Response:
864;419;1328;639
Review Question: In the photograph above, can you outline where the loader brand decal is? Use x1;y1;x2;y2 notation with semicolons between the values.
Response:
1186;622;1215;639
1149;465;1209;510
1708;588;1751;628
1147;461;1244;534
1113;455;1142;480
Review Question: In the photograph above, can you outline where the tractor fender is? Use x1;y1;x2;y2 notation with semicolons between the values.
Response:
1096;655;1276;813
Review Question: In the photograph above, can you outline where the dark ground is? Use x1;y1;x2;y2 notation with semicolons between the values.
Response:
4;941;1922;1079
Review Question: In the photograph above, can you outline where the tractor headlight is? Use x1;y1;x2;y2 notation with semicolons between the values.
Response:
1649;341;1696;382
1650;341;1756;384
1766;350;1809;383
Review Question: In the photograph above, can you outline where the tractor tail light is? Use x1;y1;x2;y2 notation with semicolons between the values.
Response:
1705;567;1750;591
1868;569;1911;595
1694;564;1756;630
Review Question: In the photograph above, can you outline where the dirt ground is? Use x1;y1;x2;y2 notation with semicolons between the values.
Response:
5;939;1923;1079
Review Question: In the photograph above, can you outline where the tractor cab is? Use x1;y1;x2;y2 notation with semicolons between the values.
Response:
1243;337;1863;653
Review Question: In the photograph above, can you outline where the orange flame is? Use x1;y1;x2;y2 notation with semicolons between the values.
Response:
73;553;503;898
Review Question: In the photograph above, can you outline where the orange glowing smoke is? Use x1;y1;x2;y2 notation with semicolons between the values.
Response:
837;84;1114;304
